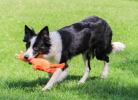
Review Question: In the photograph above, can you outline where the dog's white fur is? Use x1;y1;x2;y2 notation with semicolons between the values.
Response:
101;62;109;79
42;31;63;63
112;42;126;53
24;36;37;60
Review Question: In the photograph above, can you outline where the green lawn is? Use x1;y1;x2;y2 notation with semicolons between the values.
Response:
0;0;138;100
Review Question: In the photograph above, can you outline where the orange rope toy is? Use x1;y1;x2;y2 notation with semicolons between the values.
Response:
15;51;65;74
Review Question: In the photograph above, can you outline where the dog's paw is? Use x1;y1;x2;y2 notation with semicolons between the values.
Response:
42;88;49;91
42;87;51;91
42;88;46;91
100;72;108;79
78;80;85;85
42;85;52;91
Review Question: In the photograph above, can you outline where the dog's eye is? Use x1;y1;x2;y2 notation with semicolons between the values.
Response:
33;47;39;51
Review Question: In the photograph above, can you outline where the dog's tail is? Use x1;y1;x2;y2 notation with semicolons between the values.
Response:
111;42;126;53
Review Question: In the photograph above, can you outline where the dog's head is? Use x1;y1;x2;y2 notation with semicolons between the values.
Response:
23;25;51;60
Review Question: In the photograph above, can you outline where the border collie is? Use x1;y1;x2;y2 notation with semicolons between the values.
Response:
23;16;125;91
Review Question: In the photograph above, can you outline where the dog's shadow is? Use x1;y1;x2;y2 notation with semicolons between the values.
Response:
6;75;98;89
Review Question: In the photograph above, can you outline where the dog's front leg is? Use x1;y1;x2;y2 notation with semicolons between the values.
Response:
42;68;62;91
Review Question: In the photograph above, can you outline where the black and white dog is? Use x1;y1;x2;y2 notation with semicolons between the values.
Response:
23;16;125;91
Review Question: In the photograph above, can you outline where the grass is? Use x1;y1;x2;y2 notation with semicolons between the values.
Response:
0;0;138;99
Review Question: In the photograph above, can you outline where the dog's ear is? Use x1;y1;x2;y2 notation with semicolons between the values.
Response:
23;25;35;42
25;25;35;36
38;26;49;39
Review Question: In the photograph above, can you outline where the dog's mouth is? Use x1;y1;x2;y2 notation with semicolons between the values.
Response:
34;53;41;58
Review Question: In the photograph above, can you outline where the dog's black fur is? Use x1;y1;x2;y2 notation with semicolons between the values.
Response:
57;16;112;64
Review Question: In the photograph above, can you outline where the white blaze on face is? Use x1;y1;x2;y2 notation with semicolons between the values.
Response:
24;36;37;60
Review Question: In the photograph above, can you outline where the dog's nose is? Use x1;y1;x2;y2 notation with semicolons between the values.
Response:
24;55;29;60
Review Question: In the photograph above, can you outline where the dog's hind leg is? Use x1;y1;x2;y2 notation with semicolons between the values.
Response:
101;62;109;78
78;51;91;84
95;48;110;79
